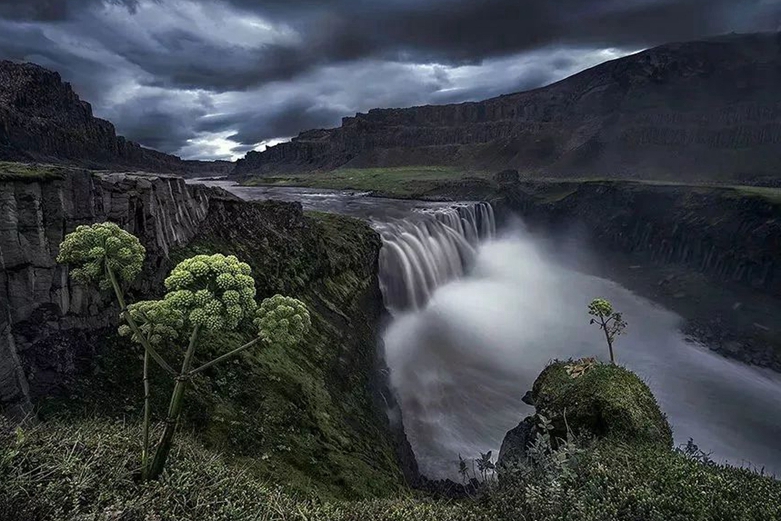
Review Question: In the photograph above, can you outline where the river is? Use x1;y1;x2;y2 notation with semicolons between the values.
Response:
189;179;781;479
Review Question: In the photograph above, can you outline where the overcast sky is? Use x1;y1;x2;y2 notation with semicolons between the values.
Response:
0;0;778;160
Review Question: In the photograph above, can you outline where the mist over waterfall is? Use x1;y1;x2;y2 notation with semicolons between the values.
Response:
379;219;781;480
376;202;495;312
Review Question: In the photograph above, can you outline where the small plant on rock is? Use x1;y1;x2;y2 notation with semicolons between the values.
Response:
458;454;471;484
57;223;310;481
587;298;627;364
476;451;496;483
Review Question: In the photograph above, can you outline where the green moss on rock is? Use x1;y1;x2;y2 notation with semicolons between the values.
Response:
532;361;673;448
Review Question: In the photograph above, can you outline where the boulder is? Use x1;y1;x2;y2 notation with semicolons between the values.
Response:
497;360;673;469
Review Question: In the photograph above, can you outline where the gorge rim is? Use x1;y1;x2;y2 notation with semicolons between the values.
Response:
194;181;781;481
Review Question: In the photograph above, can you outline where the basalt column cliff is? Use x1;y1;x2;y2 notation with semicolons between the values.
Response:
235;33;781;186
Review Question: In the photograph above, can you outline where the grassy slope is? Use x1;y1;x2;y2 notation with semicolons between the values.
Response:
5;362;781;520
241;166;781;204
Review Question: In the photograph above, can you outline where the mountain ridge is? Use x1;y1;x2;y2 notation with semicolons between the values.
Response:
0;60;230;175
234;32;781;186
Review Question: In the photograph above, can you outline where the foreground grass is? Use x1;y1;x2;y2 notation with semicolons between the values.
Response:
2;414;779;521
242;166;491;198
0;417;461;521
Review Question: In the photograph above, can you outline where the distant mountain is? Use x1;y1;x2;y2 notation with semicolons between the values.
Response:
235;32;781;186
0;61;230;175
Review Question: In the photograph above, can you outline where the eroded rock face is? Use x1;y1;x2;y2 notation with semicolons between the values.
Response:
235;33;781;185
0;172;213;415
0;61;231;175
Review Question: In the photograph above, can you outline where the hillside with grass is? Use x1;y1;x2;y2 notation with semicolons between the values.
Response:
3;359;780;520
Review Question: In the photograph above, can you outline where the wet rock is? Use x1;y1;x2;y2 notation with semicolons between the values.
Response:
497;416;537;471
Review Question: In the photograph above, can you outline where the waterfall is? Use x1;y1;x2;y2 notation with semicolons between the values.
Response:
376;202;496;312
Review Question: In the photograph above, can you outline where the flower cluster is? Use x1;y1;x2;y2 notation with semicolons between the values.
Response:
254;294;311;346
57;222;145;290
587;298;614;319
163;254;257;332
118;300;184;346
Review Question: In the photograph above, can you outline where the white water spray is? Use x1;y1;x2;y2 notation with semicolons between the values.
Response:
380;222;781;480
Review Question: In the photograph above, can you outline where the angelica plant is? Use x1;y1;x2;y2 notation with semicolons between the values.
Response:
147;254;310;479
588;298;627;364
57;222;175;479
59;225;311;482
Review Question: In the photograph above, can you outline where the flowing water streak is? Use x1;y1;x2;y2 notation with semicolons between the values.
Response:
375;202;496;312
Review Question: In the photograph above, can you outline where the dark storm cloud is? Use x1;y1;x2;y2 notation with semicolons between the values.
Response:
214;0;781;76
198;98;346;145
0;21;121;101
104;92;213;154
0;0;778;159
0;0;139;21
19;0;775;93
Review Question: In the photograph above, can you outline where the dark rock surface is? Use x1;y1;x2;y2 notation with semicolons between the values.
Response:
0;171;215;416
235;32;781;185
497;416;536;471
0;61;230;175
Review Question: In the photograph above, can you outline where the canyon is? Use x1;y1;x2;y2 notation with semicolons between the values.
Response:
0;31;780;510
235;32;781;186
0;61;230;175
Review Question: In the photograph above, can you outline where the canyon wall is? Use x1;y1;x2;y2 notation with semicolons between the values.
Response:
235;32;781;186
502;181;781;297
0;61;230;175
497;178;781;369
0;172;212;415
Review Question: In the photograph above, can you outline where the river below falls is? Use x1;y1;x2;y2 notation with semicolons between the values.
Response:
189;179;781;479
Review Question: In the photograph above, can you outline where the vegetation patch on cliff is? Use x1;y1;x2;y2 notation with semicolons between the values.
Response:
0;161;78;181
242;166;493;198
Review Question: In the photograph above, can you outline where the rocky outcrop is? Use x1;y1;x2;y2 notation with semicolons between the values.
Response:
235;32;781;185
497;361;672;471
0;61;230;175
0;171;215;415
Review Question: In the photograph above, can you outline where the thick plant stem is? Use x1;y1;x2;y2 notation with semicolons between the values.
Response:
106;267;176;376
105;266;155;479
148;325;201;480
188;337;262;377
601;316;615;364
141;349;150;480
